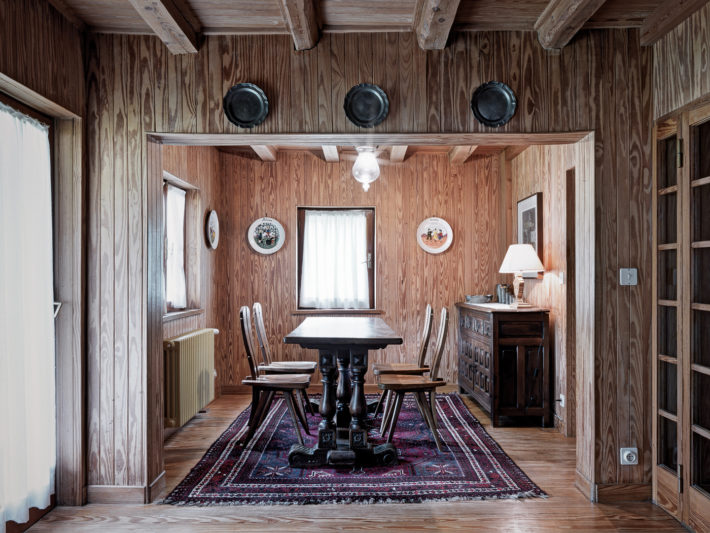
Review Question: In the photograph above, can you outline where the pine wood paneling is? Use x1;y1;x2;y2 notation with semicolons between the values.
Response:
82;29;653;499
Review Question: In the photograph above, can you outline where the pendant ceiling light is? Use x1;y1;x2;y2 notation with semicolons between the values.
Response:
352;146;380;191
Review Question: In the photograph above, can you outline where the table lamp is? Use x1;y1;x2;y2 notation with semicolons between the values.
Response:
499;244;544;308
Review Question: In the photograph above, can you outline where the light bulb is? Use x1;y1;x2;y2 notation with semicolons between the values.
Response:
352;146;380;191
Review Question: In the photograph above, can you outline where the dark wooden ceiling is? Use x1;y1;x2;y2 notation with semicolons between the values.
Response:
48;0;706;55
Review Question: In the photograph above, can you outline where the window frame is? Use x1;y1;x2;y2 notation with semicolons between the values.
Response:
297;206;376;310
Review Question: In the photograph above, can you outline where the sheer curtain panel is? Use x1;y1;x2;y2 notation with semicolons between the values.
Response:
299;210;370;309
165;184;187;309
0;102;55;532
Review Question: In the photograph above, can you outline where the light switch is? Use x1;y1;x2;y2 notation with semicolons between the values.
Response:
619;268;638;286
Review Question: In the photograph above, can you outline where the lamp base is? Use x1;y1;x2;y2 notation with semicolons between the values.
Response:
512;272;532;308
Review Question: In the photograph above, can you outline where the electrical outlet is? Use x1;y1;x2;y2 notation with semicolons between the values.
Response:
559;394;565;408
619;268;638;286
620;447;638;465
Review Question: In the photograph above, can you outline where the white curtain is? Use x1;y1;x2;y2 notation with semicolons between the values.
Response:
165;184;187;309
0;102;56;532
299;210;370;309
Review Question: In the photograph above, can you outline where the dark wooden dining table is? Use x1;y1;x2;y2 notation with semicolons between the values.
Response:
283;316;403;467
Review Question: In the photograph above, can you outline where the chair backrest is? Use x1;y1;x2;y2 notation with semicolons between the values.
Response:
429;307;449;381
252;302;272;366
416;303;434;368
239;305;259;379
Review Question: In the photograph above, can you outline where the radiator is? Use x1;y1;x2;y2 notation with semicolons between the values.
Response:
163;328;219;428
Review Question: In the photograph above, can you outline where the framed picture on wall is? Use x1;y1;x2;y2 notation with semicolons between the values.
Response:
517;193;542;277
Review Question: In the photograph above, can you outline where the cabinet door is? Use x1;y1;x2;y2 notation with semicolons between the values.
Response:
653;119;683;518
683;105;710;531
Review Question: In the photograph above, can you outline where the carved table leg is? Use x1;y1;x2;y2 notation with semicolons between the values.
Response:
335;349;352;429
349;348;368;448
318;350;337;448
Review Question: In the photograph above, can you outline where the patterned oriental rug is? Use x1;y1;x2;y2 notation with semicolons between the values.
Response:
164;393;546;505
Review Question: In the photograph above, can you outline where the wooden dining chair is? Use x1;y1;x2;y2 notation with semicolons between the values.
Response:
377;307;449;452
253;302;317;414
240;306;311;447
371;304;434;415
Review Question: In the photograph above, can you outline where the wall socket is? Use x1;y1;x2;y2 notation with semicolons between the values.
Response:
619;268;638;286
620;447;639;465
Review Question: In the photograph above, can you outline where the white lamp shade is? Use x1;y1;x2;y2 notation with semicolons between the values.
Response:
352;147;380;191
499;243;544;273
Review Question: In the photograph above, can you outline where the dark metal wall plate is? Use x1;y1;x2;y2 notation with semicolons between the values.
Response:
471;81;517;128
223;83;269;128
344;83;389;128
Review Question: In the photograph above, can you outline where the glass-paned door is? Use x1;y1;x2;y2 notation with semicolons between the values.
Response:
653;121;683;518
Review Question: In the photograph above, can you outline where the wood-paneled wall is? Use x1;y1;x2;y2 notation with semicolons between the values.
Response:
653;2;710;119
84;28;652;498
214;150;506;392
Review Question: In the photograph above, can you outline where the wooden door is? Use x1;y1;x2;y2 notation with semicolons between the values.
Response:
682;104;710;532
652;118;683;518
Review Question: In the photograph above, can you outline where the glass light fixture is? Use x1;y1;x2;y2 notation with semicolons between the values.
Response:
352;146;380;191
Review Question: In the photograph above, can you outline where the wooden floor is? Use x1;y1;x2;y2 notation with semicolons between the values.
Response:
31;388;684;532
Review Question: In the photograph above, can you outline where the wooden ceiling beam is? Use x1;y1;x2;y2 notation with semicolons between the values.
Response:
47;0;86;31
449;145;478;164
640;0;708;46
127;0;201;54
322;145;339;162
389;146;408;162
535;0;607;50
414;0;462;50
505;145;530;161
251;145;278;161
279;0;320;51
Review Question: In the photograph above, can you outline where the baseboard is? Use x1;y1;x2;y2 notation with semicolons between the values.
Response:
220;384;250;395
147;471;166;502
575;469;595;501
86;484;146;504
596;482;651;503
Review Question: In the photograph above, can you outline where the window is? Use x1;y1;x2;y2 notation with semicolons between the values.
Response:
164;183;187;310
298;207;375;309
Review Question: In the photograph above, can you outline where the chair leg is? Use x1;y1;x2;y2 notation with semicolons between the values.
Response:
243;388;274;446
418;391;443;452
413;391;428;422
386;392;405;444
428;390;438;430
248;386;261;426
379;390;393;436
373;390;386;417
301;388;315;416
292;389;311;436
284;390;304;446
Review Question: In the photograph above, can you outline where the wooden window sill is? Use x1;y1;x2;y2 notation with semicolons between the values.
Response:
163;308;204;322
292;309;384;316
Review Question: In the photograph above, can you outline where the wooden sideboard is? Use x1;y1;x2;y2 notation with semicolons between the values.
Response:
456;302;551;427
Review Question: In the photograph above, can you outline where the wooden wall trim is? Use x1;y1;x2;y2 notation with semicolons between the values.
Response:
596;482;652;503
86;485;147;504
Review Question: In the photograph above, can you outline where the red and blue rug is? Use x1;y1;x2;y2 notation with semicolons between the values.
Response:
163;393;546;505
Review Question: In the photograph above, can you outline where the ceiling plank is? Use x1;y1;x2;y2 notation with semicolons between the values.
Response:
449;145;478;164
251;145;278;161
279;0;320;51
534;0;607;50
322;145;339;162
414;0;462;50
127;0;201;54
47;0;86;31
640;0;708;46
505;145;530;161
389;146;408;162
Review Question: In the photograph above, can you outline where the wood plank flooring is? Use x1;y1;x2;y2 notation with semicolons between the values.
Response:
31;388;684;532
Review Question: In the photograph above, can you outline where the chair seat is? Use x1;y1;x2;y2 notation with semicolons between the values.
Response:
373;363;429;376
242;374;311;389
259;361;317;374
377;374;446;391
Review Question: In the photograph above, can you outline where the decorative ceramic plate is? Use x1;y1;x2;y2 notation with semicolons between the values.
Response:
471;81;517;127
344;83;389;128
247;217;285;254
417;217;453;254
205;210;219;249
223;83;269;128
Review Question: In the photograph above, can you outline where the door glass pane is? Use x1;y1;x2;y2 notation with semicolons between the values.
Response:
692;184;710;242
658;193;678;245
693;434;710;494
693;248;710;304
658;135;678;188
658;250;677;300
659;305;678;357
659;416;679;471
693;120;710;180
693;310;710;366
659;361;678;415
693;372;710;431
